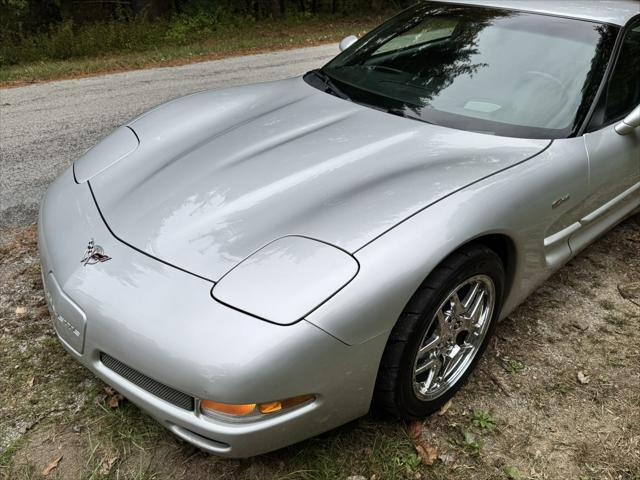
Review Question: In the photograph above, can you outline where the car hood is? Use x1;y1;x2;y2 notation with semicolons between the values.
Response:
88;77;550;282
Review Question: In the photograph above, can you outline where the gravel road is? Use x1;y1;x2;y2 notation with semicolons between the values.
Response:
0;44;337;228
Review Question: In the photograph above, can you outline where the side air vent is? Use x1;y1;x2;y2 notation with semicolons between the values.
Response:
100;353;195;411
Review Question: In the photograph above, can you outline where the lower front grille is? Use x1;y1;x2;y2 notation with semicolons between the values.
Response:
100;353;195;411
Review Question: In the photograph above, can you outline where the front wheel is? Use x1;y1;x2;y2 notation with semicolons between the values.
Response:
375;244;505;419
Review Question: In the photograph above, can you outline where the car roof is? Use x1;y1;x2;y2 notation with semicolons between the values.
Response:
430;0;639;26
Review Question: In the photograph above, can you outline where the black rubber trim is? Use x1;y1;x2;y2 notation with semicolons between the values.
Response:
582;13;640;134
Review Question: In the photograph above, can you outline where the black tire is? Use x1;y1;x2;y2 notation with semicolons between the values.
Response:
374;244;505;420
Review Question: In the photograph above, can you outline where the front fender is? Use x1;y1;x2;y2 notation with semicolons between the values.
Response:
306;139;587;345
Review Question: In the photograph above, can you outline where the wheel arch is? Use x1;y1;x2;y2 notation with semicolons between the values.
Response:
373;233;512;418
458;233;517;305
399;232;517;326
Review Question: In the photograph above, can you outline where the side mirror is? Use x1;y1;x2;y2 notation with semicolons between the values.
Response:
615;105;640;135
339;35;358;52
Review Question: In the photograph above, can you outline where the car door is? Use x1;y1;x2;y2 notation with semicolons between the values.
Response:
570;18;640;254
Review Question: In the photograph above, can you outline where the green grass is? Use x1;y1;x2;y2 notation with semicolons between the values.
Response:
500;358;525;374
451;430;483;458
279;419;417;479
469;410;496;432
0;14;387;85
503;465;524;480
0;436;27;467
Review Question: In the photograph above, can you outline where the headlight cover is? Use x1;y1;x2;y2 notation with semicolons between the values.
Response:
212;236;359;325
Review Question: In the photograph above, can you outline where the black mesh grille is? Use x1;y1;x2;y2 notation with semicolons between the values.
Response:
100;353;195;411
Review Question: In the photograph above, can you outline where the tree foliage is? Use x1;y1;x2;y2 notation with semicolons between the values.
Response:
1;0;415;40
0;0;412;66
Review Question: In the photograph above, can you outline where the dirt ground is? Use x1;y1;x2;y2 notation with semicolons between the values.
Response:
1;216;639;480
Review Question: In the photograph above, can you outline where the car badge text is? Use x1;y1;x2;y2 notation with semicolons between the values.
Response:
81;239;111;266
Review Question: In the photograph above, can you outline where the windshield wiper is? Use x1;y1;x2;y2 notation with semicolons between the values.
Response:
306;70;437;126
309;69;352;101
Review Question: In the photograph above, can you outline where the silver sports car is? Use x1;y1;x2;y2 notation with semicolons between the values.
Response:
39;0;640;457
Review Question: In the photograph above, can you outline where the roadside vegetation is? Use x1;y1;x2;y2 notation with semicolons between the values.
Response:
0;1;407;85
0;16;384;86
1;216;639;479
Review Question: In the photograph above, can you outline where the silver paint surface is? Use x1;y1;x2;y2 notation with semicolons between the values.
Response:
87;77;549;281
432;0;639;26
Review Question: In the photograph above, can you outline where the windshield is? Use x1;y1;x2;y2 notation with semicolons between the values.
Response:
307;2;619;139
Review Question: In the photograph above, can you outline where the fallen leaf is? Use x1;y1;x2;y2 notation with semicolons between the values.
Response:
103;386;125;408
107;393;124;408
15;306;27;315
98;456;118;475
415;442;438;465
407;420;423;441
438;399;452;416
577;371;590;385
42;455;63;476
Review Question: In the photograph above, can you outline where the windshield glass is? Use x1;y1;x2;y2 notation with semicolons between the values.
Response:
309;2;619;138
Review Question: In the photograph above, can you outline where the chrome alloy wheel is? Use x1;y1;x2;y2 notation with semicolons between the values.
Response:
412;275;496;401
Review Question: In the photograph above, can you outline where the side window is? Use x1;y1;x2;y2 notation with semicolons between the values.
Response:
603;22;640;123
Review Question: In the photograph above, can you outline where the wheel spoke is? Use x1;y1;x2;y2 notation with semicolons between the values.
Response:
461;282;481;311
450;292;464;315
466;289;486;327
423;371;436;391
442;345;463;379
460;342;475;353
415;357;439;376
417;335;440;360
436;309;451;339
419;369;438;392
444;354;465;380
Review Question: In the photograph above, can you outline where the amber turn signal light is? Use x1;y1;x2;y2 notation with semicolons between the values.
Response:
200;400;256;416
258;394;315;414
200;395;315;418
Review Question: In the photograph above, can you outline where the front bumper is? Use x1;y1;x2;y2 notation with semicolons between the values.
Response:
38;168;385;457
